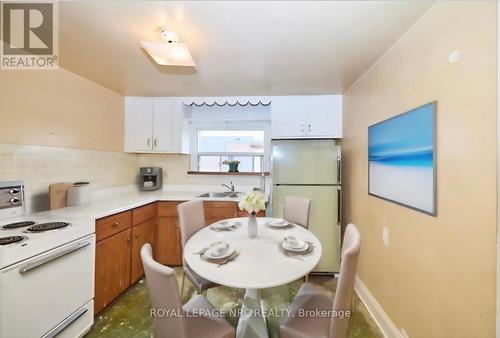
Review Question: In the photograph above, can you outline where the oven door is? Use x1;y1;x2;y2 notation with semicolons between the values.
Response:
0;234;95;338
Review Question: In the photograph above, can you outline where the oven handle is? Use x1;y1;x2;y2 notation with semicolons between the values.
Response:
41;306;88;338
19;240;91;274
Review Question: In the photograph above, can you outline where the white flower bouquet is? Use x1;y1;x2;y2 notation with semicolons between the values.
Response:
238;190;266;215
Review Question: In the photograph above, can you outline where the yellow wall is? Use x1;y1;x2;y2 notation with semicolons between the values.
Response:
0;67;124;151
342;2;497;337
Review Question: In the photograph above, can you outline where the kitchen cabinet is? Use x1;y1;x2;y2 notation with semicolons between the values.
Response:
156;201;182;266
271;95;342;139
94;228;131;315
131;219;156;283
132;202;156;226
124;98;153;152
236;210;266;217
204;201;237;225
124;97;189;153
94;204;155;315
95;210;132;242
130;203;157;284
94;200;255;315
270;96;307;138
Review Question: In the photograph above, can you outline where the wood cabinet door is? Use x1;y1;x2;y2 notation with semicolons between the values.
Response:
204;201;237;225
131;219;156;284
236;210;266;217
94;229;132;315
132;203;156;226
156;216;182;266
124;97;154;152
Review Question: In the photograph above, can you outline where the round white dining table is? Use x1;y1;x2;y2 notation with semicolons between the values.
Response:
184;217;322;338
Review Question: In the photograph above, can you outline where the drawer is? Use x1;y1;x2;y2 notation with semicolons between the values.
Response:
96;211;132;242
157;201;182;217
132;203;156;225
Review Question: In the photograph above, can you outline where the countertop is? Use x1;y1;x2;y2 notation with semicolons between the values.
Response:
35;185;267;221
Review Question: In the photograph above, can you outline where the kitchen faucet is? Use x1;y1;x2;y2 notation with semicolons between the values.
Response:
222;182;234;192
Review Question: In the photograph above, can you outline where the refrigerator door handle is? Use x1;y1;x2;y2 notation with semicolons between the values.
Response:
337;157;342;185
337;187;342;225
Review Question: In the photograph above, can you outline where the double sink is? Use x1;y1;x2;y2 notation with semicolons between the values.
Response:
197;192;243;198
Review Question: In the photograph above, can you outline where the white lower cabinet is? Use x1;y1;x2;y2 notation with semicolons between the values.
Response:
124;97;188;153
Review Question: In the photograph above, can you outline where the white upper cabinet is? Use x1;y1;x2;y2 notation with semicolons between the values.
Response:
305;95;342;137
271;96;307;138
124;97;154;152
124;97;188;153
125;95;341;153
271;95;342;139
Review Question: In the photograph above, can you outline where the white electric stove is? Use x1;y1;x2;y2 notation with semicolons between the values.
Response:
0;181;95;338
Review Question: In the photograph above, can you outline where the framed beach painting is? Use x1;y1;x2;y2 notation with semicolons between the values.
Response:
368;102;436;216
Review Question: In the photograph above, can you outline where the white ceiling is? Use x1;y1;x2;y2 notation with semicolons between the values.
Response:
59;1;433;96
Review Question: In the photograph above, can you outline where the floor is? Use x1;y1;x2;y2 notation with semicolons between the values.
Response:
86;268;382;338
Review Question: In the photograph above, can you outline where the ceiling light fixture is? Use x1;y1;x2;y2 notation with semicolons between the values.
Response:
140;29;196;67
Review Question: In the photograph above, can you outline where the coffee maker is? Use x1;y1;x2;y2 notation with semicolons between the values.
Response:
139;167;162;191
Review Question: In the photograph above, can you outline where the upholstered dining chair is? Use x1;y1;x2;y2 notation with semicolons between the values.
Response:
141;244;235;338
280;223;361;338
283;196;311;228
177;200;218;298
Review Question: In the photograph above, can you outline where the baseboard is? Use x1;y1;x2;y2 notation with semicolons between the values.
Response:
354;276;401;338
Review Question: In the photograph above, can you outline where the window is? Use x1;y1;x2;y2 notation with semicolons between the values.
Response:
191;122;270;172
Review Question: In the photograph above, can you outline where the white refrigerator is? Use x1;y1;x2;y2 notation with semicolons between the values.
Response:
271;139;341;274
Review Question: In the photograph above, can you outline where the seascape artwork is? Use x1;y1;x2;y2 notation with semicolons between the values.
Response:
368;102;436;215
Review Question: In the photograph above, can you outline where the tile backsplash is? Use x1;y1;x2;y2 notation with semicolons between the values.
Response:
0;143;270;213
0;144;138;212
137;153;271;188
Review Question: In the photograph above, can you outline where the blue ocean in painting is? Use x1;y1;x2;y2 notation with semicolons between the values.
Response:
369;103;434;168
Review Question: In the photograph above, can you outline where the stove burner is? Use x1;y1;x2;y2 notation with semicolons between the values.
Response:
2;221;35;229
0;236;26;245
27;222;70;232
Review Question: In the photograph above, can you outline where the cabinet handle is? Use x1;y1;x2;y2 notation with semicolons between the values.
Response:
126;238;131;243
113;222;119;227
175;224;179;229
147;138;151;147
154;139;157;148
308;124;311;132
134;234;139;239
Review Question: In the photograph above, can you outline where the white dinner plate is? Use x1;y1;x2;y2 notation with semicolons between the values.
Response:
281;240;308;252
213;220;241;230
204;243;236;259
267;219;292;228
